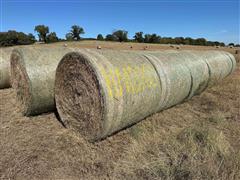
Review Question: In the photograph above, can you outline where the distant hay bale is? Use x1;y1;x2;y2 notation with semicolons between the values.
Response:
130;46;133;49
11;46;71;116
235;50;239;54
63;44;68;47
97;46;101;49
55;49;236;142
143;46;148;50
0;47;13;89
176;46;180;49
216;46;220;48
170;45;175;48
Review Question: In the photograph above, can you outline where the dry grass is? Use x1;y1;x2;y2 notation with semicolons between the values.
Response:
0;41;239;179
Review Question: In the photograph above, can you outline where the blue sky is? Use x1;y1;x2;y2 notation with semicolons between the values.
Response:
1;0;239;44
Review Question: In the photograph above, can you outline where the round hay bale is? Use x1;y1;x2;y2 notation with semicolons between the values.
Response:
0;47;13;89
63;44;68;47
55;49;162;141
194;51;236;86
97;46;101;49
142;51;210;101
143;46;148;50
55;49;235;142
11;46;72;116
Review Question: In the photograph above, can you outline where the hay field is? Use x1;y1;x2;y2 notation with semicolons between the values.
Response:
0;41;239;179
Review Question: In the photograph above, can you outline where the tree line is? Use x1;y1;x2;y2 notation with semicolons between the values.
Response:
0;24;239;47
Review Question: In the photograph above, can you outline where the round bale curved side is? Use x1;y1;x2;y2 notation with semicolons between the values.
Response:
0;48;13;89
11;46;72;116
55;49;235;141
55;49;236;142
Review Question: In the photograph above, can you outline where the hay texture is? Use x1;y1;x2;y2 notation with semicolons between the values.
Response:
11;46;71;116
55;49;236;142
0;48;13;89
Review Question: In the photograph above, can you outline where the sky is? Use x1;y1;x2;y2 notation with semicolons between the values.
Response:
1;0;239;44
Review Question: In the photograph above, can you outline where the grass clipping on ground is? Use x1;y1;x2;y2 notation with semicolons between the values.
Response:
114;115;240;180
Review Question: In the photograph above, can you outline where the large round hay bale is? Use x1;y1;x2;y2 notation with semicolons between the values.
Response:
0;47;13;89
194;51;236;86
11;46;71;116
142;51;210;103
55;49;236;141
55;49;162;141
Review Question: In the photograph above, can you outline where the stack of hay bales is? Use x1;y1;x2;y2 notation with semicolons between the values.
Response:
10;46;72;115
0;47;13;89
54;49;236;141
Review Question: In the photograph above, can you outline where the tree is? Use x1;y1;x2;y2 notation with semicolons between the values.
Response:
65;33;73;41
28;33;36;43
228;43;235;46
34;25;49;43
219;42;225;47
134;32;144;43
150;34;161;43
70;25;85;40
0;30;35;47
97;34;104;41
112;30;128;42
46;32;58;43
174;37;184;44
144;34;160;43
184;37;193;45
206;41;215;46
144;34;151;43
105;34;117;41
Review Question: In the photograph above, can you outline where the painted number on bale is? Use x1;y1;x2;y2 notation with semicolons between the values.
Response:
100;65;158;98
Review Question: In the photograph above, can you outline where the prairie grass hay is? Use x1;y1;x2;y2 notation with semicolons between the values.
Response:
55;49;236;141
11;46;71;115
0;47;13;89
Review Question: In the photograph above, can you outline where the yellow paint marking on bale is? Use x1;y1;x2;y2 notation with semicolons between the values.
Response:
100;64;160;98
114;68;123;98
99;66;113;98
122;67;132;93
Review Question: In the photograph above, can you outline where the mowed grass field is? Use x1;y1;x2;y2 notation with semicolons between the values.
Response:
0;41;239;179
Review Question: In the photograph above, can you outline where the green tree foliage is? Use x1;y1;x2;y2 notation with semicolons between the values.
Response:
112;30;128;42
184;37;194;45
105;34;118;41
97;34;104;41
174;37;184;44
134;32;144;43
28;33;36;42
69;25;85;40
46;32;59;43
144;34;151;43
150;34;161;43
34;25;49;43
144;34;161;43
194;38;207;46
65;33;73;41
0;31;36;47
228;43;235;46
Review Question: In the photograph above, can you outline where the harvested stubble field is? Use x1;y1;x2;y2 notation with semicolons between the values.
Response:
0;41;240;179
